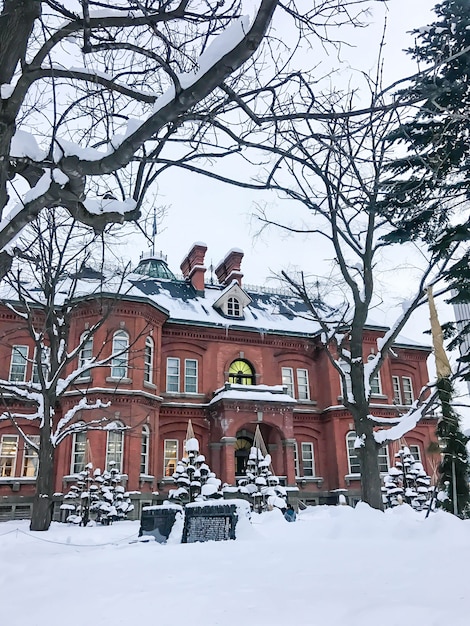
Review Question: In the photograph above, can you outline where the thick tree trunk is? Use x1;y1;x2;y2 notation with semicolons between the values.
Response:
30;415;55;531
358;424;384;510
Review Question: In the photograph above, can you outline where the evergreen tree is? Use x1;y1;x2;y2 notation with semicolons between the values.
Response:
383;446;432;511
435;377;470;517
382;0;470;243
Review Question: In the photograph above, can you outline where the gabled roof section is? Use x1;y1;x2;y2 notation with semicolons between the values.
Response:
212;281;252;318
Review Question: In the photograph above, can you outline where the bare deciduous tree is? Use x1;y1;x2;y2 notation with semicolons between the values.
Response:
0;210;148;531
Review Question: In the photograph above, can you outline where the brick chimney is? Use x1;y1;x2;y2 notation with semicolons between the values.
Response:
180;242;207;293
215;249;244;287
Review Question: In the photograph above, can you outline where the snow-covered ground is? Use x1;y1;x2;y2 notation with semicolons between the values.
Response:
2;504;469;626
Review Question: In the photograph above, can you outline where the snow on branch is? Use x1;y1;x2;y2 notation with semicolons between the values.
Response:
51;397;111;446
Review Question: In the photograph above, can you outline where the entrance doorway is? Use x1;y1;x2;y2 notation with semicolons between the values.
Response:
234;433;253;476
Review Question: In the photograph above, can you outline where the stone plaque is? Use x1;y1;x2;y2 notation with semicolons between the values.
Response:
182;503;238;543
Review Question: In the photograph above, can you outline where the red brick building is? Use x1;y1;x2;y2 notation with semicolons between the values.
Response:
0;243;438;519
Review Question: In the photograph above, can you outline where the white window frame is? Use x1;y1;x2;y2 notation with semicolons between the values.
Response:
282;367;294;397
0;434;19;477
164;439;178;476
297;368;310;400
392;375;402;404
140;425;150;475
378;445;390;473
346;431;361;474
106;426;124;472
144;337;154;384
338;360;352;399
9;345;28;382
78;334;93;379
301;442;315;477
402;376;414;405
166;357;180;392
111;330;129;379
71;431;87;474
409;444;421;462
32;346;50;384
368;355;382;395
22;435;40;477
184;358;198;393
227;297;241;317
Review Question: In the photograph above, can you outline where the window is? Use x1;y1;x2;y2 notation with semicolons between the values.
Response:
338;360;352;399
392;376;402;405
347;431;389;474
346;432;361;474
78;334;93;379
32;346;49;384
140;425;150;475
9;346;28;382
0;435;18;477
22;435;40;477
184;359;198;393
402;377;414;405
71;431;87;474
228;360;254;385
301;442;315;476
409;444;421;462
164;439;178;476
282;367;294;396
294;441;300;476
227;297;241;317
106;427;124;472
144;337;154;384
111;330;129;379
282;367;310;399
368;355;381;395
297;369;310;400
166;357;180;392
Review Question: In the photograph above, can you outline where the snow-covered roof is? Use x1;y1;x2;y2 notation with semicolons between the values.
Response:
209;383;297;405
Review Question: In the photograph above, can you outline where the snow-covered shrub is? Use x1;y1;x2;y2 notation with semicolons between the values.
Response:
234;446;287;513
168;437;222;504
61;463;134;525
382;447;432;511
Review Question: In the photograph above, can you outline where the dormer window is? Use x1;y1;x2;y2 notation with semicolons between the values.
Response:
227;297;241;317
213;282;251;319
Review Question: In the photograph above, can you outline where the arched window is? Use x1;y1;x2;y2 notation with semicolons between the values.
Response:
227;297;241;317
144;337;154;384
78;333;93;379
228;359;255;385
106;423;124;472
140;425;150;475
111;330;129;379
346;431;389;474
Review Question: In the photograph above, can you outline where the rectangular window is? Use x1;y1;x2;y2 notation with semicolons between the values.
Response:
144;339;153;384
293;441;300;476
164;439;178;476
22;435;40;477
9;346;28;382
409;444;421;462
106;430;124;472
282;367;294;397
370;371;381;395
347;435;361;474
78;337;93;380
185;359;198;393
297;368;310;400
140;428;150;475
301;442;315;477
111;331;129;379
392;376;402;404
166;357;180;392
32;347;49;384
0;435;19;477
71;432;87;474
402;377;414;405
378;446;389;473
